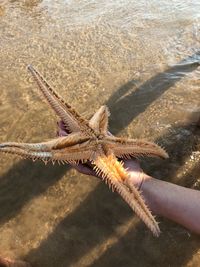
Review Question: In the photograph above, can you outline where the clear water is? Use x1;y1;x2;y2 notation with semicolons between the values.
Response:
0;0;200;266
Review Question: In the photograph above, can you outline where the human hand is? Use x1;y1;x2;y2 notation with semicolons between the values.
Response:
0;256;31;267
57;121;150;190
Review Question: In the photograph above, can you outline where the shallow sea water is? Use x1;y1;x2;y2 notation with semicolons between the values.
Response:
0;0;200;266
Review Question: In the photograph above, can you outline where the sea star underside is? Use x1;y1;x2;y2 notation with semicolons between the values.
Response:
0;66;168;236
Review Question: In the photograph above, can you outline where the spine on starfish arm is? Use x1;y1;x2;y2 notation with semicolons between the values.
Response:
105;136;168;159
93;154;160;237
27;65;95;135
0;142;52;163
0;135;96;166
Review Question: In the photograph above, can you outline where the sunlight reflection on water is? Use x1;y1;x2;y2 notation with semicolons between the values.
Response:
0;0;200;266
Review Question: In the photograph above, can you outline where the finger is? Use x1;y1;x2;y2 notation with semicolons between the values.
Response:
57;120;69;136
122;159;147;189
58;120;66;131
123;159;142;172
72;163;97;177
57;128;68;137
107;131;114;136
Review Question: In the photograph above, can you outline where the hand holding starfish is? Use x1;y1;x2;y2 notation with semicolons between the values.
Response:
0;66;168;236
57;120;145;188
59;117;200;235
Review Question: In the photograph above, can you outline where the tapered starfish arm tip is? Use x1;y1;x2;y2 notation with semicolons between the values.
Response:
0;66;169;236
93;154;161;236
105;136;169;160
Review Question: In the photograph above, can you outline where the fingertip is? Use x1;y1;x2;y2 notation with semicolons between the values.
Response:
75;164;94;176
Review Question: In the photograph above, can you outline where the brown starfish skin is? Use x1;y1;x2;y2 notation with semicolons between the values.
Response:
0;66;168;236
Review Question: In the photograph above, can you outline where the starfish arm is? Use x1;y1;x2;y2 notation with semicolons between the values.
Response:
93;153;160;236
0;134;93;164
28;65;93;134
105;136;168;159
89;105;110;134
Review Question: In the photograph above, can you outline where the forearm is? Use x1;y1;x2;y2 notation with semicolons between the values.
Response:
70;156;200;234
141;176;200;234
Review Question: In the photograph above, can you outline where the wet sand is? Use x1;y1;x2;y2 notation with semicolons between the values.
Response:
0;0;200;266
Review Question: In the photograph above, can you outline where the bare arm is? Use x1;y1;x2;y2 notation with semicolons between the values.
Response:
113;159;200;234
75;157;200;235
140;174;200;234
58;121;200;234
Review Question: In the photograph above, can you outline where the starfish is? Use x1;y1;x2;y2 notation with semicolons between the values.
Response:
0;65;168;236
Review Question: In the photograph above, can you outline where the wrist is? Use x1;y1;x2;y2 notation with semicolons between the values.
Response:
140;176;161;215
127;169;151;190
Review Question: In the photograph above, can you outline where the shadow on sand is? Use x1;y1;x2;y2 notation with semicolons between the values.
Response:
24;122;200;267
0;51;200;266
0;161;68;225
87;124;200;267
